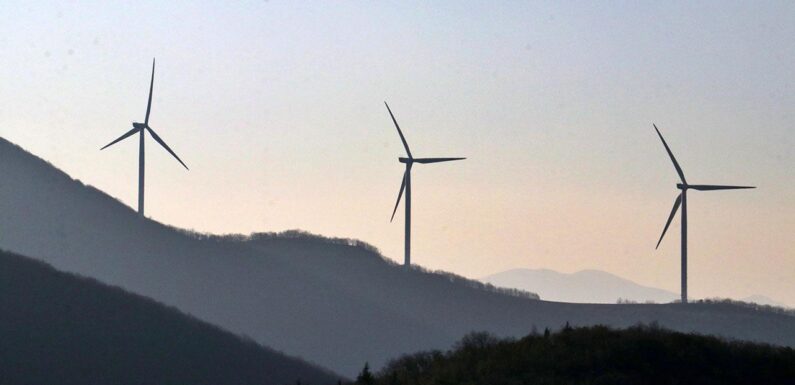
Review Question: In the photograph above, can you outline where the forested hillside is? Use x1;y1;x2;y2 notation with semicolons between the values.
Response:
359;325;795;384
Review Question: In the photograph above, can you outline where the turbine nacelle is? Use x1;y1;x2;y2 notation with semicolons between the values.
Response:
133;122;146;129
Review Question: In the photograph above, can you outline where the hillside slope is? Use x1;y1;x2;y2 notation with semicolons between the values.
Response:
0;249;339;385
482;268;679;304
2;136;795;376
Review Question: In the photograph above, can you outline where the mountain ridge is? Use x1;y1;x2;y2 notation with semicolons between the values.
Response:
2;135;795;376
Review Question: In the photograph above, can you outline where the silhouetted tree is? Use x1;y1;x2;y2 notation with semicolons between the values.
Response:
355;362;374;385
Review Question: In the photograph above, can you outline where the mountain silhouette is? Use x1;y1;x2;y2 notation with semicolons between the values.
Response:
0;249;339;385
482;268;680;304
482;269;791;307
1;136;795;376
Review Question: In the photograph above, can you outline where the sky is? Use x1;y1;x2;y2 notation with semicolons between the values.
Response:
1;1;793;305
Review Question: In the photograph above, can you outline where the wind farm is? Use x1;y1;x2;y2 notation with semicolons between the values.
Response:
1;2;793;384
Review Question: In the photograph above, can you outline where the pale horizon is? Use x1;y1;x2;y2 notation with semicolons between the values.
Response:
1;1;793;306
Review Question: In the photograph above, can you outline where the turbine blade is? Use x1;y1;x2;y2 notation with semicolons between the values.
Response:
653;124;687;184
656;193;682;249
390;169;408;222
384;101;412;158
412;157;466;164
688;184;756;191
144;58;155;125
146;126;189;170
100;127;139;150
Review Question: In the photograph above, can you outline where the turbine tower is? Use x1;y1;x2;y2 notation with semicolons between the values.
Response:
652;124;754;304
101;59;188;216
385;102;465;266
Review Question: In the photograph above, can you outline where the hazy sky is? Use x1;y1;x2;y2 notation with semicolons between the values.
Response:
1;1;793;305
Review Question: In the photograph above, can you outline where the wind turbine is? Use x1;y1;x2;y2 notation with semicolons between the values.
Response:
385;102;465;266
652;124;754;304
101;59;188;216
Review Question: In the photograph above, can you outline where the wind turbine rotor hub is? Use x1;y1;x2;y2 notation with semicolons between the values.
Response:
399;157;413;164
677;183;688;190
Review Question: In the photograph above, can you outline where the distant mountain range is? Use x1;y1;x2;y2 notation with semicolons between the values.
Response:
481;268;789;307
482;269;678;304
740;294;786;308
0;249;339;385
2;136;795;376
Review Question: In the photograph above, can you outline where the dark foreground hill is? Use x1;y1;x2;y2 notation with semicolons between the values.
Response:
0;249;339;385
2;136;795;376
363;325;795;385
